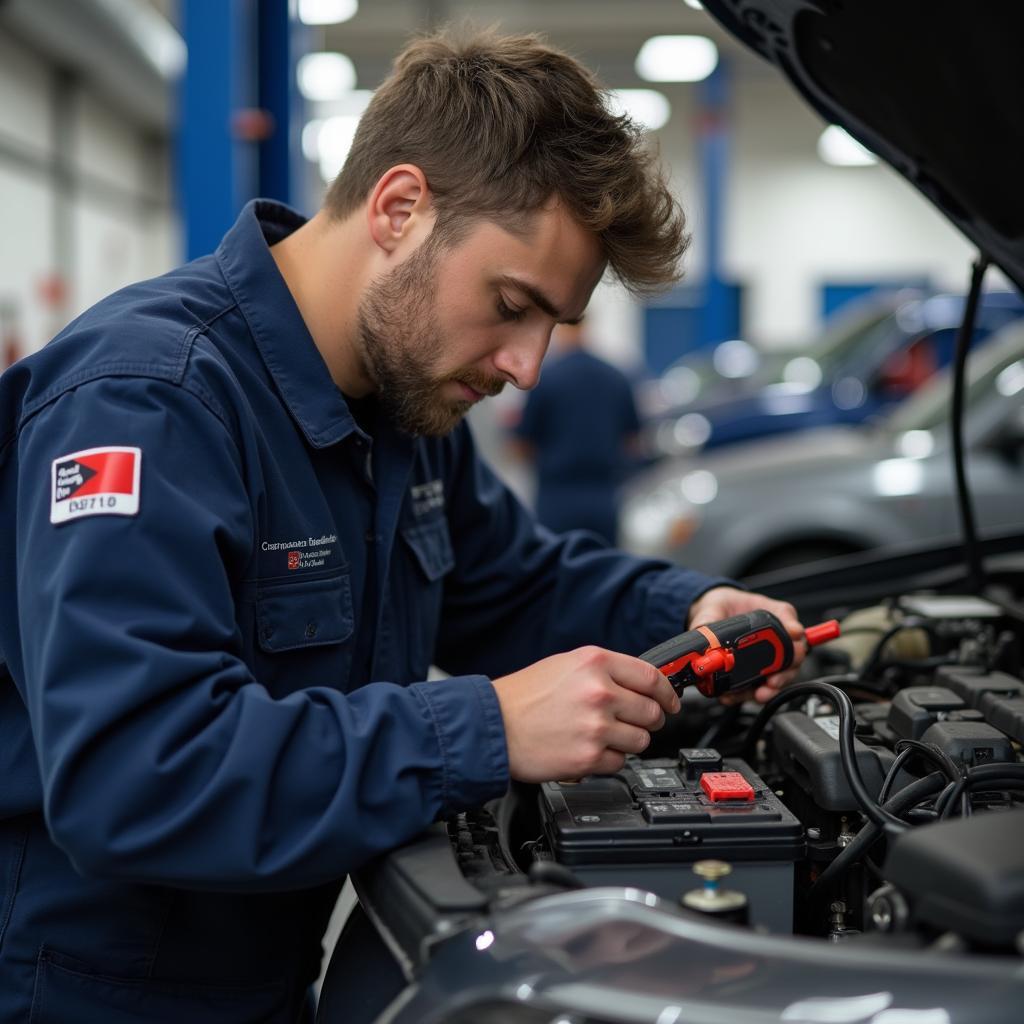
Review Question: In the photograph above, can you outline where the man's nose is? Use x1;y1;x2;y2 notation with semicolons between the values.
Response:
492;327;551;390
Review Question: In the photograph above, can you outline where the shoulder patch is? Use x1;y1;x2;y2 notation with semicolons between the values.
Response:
51;446;142;524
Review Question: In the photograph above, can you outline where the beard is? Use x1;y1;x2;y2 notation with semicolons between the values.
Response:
357;237;504;437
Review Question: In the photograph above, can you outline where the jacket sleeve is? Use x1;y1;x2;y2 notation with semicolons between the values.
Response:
15;377;507;890
435;424;739;678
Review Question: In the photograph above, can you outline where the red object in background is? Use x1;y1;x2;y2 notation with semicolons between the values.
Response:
232;108;276;142
37;272;68;310
1;300;24;367
3;335;21;368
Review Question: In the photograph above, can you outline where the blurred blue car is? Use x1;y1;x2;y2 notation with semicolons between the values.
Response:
653;291;1024;457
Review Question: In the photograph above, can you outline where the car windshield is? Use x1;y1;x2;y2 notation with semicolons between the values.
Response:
767;298;904;386
884;323;1024;433
812;307;904;377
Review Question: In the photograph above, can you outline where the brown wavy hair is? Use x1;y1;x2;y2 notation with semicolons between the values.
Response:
324;26;688;295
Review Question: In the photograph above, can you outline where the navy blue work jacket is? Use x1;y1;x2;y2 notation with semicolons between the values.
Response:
0;200;732;1022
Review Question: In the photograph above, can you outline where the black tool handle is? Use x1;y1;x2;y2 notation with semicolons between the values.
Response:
640;609;794;698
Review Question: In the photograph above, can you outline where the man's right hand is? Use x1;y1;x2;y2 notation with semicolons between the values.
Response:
491;647;681;783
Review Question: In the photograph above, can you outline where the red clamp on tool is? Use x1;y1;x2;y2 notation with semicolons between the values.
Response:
640;610;841;700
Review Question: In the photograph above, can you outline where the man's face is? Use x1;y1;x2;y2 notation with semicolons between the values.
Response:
357;200;605;436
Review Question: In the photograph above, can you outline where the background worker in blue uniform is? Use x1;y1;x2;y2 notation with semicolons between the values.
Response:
0;28;807;1024
513;321;643;543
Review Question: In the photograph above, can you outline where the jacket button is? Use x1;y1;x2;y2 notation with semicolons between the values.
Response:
304;622;318;639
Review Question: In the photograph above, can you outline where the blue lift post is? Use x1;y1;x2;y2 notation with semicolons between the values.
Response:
258;0;306;209
177;0;258;260
699;59;733;348
642;60;737;375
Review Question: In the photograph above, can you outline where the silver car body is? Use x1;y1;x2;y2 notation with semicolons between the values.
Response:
621;323;1024;579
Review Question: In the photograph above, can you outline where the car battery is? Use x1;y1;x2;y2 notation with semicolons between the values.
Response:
538;749;803;932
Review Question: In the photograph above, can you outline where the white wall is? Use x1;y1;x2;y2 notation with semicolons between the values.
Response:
724;72;978;346
654;68;988;352
0;28;179;359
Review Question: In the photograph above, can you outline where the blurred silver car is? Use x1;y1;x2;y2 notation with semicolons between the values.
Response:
620;321;1024;578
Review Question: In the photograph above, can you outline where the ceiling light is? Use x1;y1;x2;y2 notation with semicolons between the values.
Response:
312;88;374;118
817;125;878;166
317;115;361;181
297;52;356;102
636;35;718;83
301;119;324;162
607;88;671;132
298;0;358;25
683;0;705;9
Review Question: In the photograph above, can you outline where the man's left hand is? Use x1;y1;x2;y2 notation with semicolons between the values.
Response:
687;586;805;704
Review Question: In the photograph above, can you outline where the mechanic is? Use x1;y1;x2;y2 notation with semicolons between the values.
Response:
0;28;806;1023
513;321;643;544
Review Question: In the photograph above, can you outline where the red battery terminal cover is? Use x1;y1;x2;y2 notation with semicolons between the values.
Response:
700;771;756;802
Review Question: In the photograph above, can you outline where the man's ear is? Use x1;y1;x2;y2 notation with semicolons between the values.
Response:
366;164;433;254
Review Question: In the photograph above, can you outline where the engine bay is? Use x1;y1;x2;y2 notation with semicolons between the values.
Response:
461;585;1024;957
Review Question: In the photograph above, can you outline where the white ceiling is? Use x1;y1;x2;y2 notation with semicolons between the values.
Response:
314;0;775;92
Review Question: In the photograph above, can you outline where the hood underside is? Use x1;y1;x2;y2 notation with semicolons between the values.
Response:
702;0;1024;292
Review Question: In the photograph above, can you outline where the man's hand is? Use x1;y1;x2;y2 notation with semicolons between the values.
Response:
492;647;681;783
687;586;806;704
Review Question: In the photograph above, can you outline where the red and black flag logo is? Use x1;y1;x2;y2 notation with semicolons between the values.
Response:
50;446;141;524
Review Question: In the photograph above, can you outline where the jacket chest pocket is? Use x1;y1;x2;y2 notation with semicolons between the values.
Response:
398;517;455;679
250;573;355;695
256;574;354;652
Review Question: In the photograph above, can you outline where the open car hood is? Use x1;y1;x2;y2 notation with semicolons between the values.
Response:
701;0;1024;292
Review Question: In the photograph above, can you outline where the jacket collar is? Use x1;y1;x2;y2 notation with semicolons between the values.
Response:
216;199;360;448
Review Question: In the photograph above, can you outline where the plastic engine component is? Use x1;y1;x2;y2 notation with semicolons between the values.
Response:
935;666;1024;709
771;711;894;812
884;808;1024;946
919;720;1015;768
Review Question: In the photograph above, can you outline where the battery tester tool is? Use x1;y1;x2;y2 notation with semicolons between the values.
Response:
640;609;841;699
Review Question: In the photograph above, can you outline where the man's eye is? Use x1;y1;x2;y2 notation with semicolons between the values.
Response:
497;297;526;322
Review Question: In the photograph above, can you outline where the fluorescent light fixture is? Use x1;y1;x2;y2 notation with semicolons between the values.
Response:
607;89;671;131
299;0;358;24
636;36;718;83
301;119;324;162
297;52;356;102
817;125;878;166
312;88;374;119
317;115;361;181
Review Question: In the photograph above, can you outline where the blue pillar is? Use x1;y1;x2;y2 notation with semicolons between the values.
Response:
698;60;732;346
177;0;258;260
257;0;306;208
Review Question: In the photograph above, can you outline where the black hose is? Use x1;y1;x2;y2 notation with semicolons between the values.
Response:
741;678;908;834
807;771;947;900
950;254;991;593
860;618;935;679
934;763;1024;817
877;739;961;805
